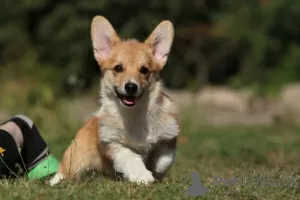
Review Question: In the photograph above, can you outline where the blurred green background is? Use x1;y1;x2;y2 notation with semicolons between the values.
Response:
2;0;300;97
1;0;300;125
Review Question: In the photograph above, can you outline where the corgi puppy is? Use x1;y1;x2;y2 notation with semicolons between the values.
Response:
50;16;180;186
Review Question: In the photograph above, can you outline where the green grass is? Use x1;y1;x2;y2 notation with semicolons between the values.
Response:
1;115;300;199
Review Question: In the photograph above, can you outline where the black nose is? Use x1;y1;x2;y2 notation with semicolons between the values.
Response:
125;82;138;95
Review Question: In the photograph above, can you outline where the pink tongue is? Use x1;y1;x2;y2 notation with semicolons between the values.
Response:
123;96;136;105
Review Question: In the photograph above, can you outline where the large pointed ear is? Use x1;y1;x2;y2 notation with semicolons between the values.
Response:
145;20;174;69
91;16;120;65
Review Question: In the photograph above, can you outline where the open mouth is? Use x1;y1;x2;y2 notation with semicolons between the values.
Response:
119;95;136;107
115;90;142;107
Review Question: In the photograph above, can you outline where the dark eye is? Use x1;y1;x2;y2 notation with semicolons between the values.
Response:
140;66;149;75
113;65;123;73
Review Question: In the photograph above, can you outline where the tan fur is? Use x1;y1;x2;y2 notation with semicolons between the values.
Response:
51;16;180;186
58;117;115;179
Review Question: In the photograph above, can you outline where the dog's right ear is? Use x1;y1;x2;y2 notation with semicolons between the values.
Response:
145;20;174;70
91;16;120;65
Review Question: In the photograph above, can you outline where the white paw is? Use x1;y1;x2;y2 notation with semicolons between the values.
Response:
49;173;64;186
127;169;155;185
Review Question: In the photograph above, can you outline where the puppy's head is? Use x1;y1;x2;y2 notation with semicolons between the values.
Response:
91;16;174;108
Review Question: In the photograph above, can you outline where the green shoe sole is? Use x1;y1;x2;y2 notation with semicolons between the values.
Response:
27;154;59;180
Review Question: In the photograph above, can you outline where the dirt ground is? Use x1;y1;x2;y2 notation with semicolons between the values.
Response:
60;86;295;127
2;84;300;127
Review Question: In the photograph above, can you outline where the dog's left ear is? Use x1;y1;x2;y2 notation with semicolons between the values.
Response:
145;21;174;70
91;16;120;66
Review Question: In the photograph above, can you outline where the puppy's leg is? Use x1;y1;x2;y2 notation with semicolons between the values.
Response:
109;143;155;185
147;138;177;180
50;139;102;185
50;172;64;185
50;139;101;185
50;117;103;186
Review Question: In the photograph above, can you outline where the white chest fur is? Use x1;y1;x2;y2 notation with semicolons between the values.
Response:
99;109;179;155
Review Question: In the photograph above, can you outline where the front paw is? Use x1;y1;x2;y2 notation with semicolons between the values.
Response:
49;173;64;186
127;169;155;185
